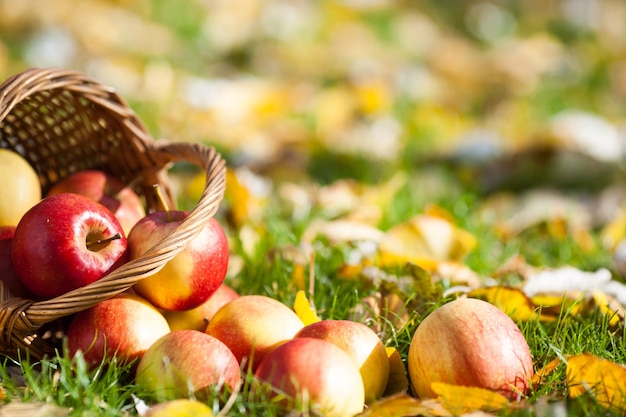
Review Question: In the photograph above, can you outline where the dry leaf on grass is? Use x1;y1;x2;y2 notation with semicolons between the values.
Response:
0;402;70;417
357;393;452;417
384;347;409;396
566;354;626;410
301;218;385;245
468;286;541;322
293;290;321;325
478;189;592;240
431;382;510;415
521;266;626;325
351;291;411;333
349;262;443;331
533;353;626;410
532;356;564;386
378;212;476;269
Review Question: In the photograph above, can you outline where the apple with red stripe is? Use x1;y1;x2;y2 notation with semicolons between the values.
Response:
127;186;229;311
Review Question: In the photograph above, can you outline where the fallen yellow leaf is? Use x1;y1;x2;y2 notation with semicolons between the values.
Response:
590;290;622;327
0;401;70;417
431;382;509;415
384;347;409;396
600;206;626;250
293;290;321;325
468;286;540;322
356;393;452;417
566;353;626;409
532;357;563;386
292;263;306;291
529;293;583;319
224;168;269;227
378;213;476;270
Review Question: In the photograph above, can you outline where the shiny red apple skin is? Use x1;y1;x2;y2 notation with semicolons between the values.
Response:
254;337;365;417
163;284;239;331
11;193;129;299
128;211;229;311
408;297;534;400
0;226;14;240
205;295;304;371
0;226;33;299
136;330;241;399
47;170;146;236
66;293;171;368
294;319;390;403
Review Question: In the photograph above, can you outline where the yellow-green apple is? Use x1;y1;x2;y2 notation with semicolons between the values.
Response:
128;212;229;311
144;399;214;417
254;337;365;417
135;329;241;400
0;226;33;299
11;193;129;299
47;170;146;236
408;297;534;400
294;319;389;403
162;284;239;331
205;295;304;371
66;293;170;368
0;149;41;227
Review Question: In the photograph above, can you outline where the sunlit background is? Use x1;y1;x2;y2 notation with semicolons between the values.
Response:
1;0;625;188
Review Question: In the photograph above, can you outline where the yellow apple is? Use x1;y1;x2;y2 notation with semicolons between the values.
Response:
408;297;534;400
0;149;41;226
162;284;239;331
144;399;214;417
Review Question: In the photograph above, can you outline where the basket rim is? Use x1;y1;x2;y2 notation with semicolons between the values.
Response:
0;67;228;359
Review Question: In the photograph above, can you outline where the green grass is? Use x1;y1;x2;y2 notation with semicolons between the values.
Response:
1;163;624;416
1;1;625;415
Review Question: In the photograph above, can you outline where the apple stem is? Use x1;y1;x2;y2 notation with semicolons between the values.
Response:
86;233;122;249
153;184;172;222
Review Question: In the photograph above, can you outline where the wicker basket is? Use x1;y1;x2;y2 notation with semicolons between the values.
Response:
0;67;227;359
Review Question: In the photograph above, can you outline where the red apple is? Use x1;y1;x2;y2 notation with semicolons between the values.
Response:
0;226;33;299
128;211;229;311
66;293;171;368
0;225;15;240
162;284;239;331
294;319;389;403
135;330;241;399
408;297;534;400
205;295;304;371
254;337;365;417
11;193;129;299
47;170;146;236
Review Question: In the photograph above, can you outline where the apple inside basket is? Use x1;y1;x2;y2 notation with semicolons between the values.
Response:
0;67;226;359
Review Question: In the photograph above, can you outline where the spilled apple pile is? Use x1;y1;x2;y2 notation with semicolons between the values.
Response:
0;148;535;416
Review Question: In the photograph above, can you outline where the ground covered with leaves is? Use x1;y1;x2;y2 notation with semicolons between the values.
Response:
2;0;626;416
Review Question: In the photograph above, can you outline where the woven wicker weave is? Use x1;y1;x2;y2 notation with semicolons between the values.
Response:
0;67;227;359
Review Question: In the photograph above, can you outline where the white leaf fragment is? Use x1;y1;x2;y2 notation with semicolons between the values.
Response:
523;266;626;305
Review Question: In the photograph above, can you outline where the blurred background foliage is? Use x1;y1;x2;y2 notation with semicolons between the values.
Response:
0;0;625;189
